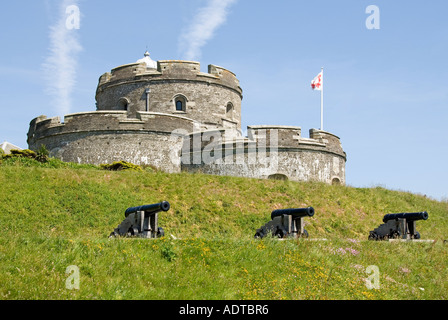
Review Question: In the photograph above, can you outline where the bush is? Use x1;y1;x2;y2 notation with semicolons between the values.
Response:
3;148;49;163
36;145;49;163
4;149;37;159
100;161;143;172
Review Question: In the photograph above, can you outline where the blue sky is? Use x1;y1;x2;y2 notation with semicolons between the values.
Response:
1;0;447;201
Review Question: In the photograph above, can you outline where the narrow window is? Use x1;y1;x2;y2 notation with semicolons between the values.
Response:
226;102;234;118
176;100;183;111
174;95;187;112
118;97;129;111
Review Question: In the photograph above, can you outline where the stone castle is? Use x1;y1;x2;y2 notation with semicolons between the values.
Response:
27;51;347;185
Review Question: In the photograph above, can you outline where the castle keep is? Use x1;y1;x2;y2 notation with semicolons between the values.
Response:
27;52;347;185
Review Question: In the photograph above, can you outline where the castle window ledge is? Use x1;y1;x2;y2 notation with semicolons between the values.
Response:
173;111;187;115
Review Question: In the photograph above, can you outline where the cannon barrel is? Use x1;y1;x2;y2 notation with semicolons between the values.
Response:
125;201;170;217
271;207;315;220
382;211;428;223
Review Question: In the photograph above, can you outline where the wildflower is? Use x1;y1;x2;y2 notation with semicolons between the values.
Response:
399;267;411;274
352;264;363;270
345;247;359;256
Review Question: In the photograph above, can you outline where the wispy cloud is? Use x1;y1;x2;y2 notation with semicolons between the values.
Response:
179;0;238;61
42;0;82;116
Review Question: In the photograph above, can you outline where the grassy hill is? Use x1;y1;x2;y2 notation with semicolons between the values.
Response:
0;156;447;300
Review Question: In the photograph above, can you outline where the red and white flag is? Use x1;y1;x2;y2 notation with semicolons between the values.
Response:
311;71;323;91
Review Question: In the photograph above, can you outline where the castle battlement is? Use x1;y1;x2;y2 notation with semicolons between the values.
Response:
180;125;346;184
181;126;346;161
27;111;196;145
97;60;242;98
95;55;243;130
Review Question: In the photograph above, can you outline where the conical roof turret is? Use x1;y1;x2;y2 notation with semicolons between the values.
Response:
137;50;157;69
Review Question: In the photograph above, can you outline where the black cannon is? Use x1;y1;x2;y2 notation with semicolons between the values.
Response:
382;211;428;223
369;211;428;241
255;207;315;239
110;201;170;238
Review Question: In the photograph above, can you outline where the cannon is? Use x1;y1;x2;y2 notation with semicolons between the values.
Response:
368;211;428;241
109;201;170;238
255;207;315;239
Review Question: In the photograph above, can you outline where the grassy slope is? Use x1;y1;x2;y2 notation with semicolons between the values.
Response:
0;159;447;300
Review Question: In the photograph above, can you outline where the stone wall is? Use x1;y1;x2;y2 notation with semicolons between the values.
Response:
27;111;190;172
181;127;346;184
182;149;345;184
95;61;243;131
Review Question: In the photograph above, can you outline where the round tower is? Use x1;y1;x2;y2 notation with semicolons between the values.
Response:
95;52;243;132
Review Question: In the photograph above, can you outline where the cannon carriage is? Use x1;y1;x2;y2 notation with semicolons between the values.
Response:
110;201;170;238
368;211;428;241
255;207;315;239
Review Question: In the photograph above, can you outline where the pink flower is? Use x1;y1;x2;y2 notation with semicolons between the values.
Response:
346;247;360;256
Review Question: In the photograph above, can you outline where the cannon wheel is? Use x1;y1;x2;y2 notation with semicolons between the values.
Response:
390;230;400;239
368;231;378;241
109;231;118;238
413;231;421;240
157;227;165;238
275;228;285;239
300;229;309;238
254;230;265;239
127;227;139;237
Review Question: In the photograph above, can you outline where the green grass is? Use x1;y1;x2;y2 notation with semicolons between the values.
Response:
0;157;447;300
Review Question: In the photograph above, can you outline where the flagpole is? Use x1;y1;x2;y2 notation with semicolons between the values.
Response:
320;67;324;131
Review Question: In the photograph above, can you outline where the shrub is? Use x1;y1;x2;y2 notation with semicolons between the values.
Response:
2;148;49;163
36;145;49;163
4;149;37;159
100;161;143;172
